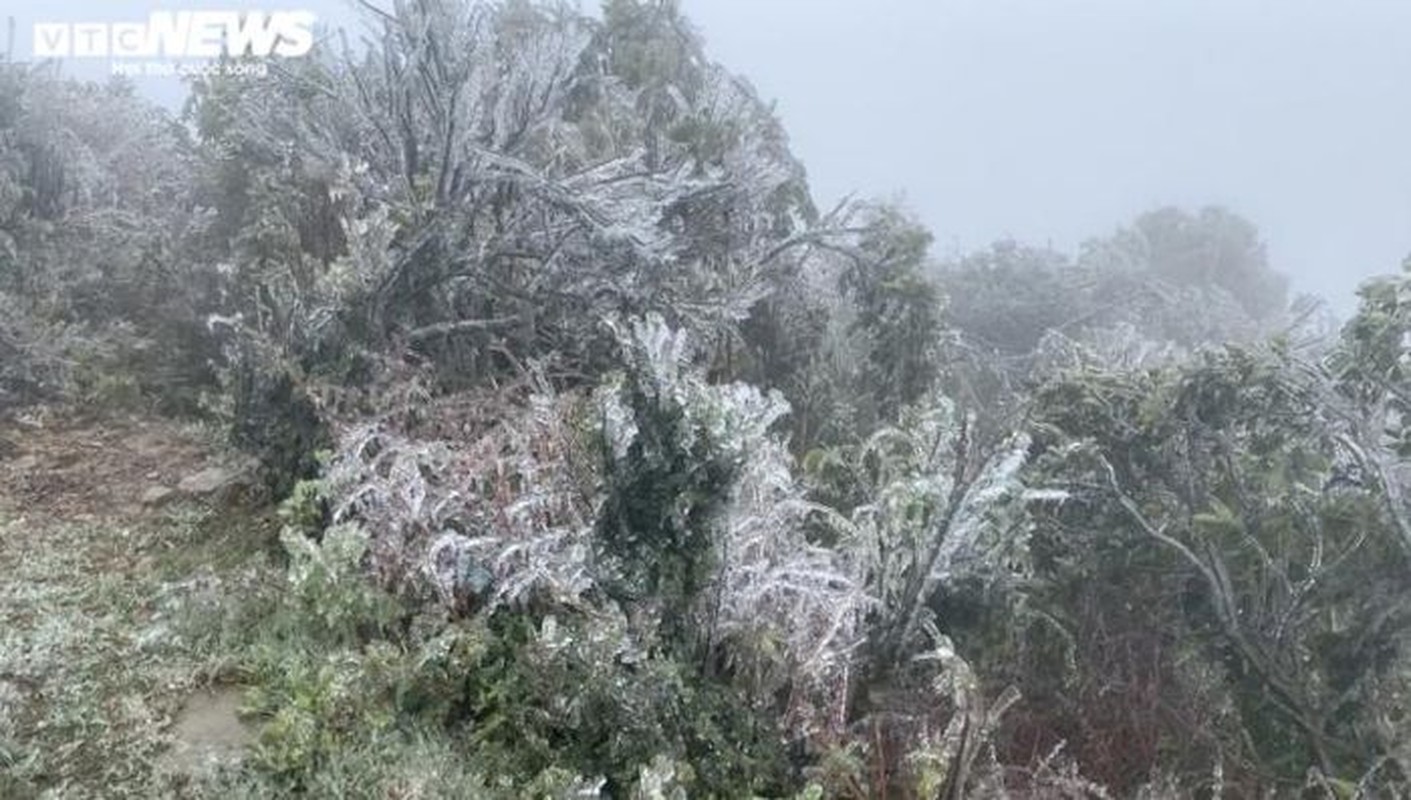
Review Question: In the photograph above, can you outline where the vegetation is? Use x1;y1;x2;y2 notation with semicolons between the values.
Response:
2;1;1409;796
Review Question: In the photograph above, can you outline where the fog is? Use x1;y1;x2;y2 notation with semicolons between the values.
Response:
14;0;1411;311
679;0;1411;313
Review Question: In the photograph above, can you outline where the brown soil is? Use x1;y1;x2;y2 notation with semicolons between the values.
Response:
0;407;225;520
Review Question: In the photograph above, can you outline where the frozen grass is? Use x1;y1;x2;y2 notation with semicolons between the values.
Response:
0;493;507;798
0;503;279;797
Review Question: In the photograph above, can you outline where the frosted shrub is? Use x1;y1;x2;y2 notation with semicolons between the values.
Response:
597;314;869;728
280;522;398;641
323;384;598;612
320;314;879;758
815;397;1036;668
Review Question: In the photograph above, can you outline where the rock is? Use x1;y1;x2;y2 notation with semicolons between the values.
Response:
175;461;260;506
178;466;238;496
141;485;176;507
9;454;39;472
0;437;16;460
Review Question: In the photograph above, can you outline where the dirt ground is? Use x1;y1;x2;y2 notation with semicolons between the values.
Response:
0;410;238;520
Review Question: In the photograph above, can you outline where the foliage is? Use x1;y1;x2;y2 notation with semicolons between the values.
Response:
1075;205;1288;347
596;314;868;734
937;240;1077;356
186;0;816;388
1019;343;1411;791
838;204;946;430
323;377;598;611
1093;206;1289;323
0;64;217;415
808;397;1033;672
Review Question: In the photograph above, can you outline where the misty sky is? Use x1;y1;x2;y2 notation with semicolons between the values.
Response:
14;0;1411;312
680;0;1411;313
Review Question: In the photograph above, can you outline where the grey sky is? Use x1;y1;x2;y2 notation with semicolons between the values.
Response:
13;0;1411;312
680;0;1411;313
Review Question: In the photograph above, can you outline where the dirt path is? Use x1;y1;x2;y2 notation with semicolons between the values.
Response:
0;409;273;798
0;411;253;521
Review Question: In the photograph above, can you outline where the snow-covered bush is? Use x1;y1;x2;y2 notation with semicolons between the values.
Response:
323;380;598;612
594;316;867;703
0;63;216;414
807;396;1036;670
0;294;67;410
318;314;871;747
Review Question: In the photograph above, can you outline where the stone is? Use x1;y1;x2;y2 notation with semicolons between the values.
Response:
141;485;176;507
178;466;238;496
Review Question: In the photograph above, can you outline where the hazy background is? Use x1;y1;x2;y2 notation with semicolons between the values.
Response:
12;0;1411;312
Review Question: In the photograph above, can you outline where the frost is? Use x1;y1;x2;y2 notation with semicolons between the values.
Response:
1022;487;1072;503
598;315;867;729
931;433;1032;583
325;384;598;611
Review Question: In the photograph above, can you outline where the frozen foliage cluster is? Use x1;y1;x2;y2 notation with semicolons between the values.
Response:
200;0;817;383
324;384;597;611
323;314;874;724
0;65;212;413
811;397;1038;672
597;314;870;722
